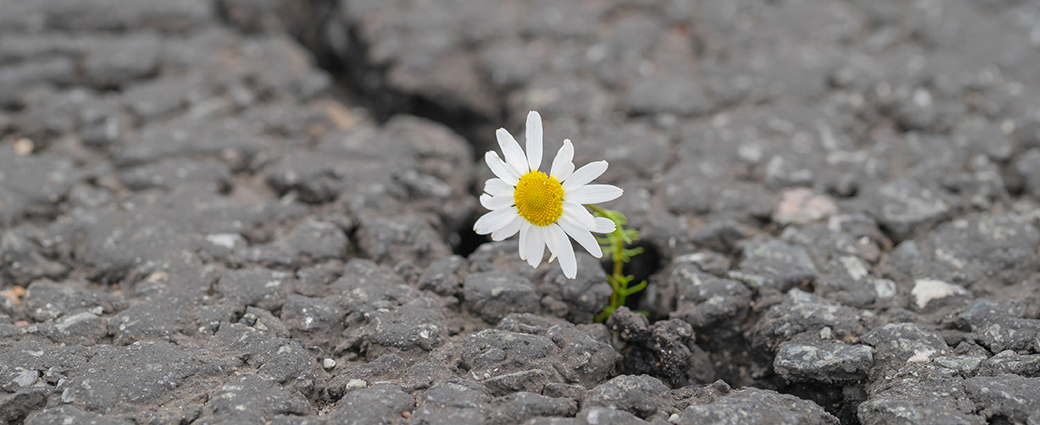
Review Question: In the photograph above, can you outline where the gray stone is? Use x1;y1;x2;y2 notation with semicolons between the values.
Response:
963;374;1040;424
355;214;452;268
512;75;612;122
918;214;1040;289
978;350;1040;377
460;329;563;392
218;0;288;32
217;268;293;311
38;311;107;345
63;186;304;280
0;386;49;425
106;255;222;343
957;299;1040;353
0;34;94;62
464;272;540;324
467;241;544;279
749;289;875;351
774;342;874;384
25;405;132;425
729;239;817;291
326;383;414;424
118;159;232;191
293;260;344;297
488;392;577;425
63;341;226;414
204;374;312;422
115;116;266;169
236;219;349;267
577;122;670;182
858;378;984;425
959;118;1014;160
15;87;116;138
609;312;697;387
280;294;342;339
26;0;213;31
689;223;747;256
328;353;407;397
932;355;985;374
666;264;751;340
572;408;650;424
484;369;556;397
864;178;952;241
1014;148;1040;198
408;380;489;425
0;150;77;226
84;33;162;88
624;75;713;116
236;36;331;101
859;323;951;378
120;74;207;118
0;227;69;286
332;259;414;316
0;57;76;102
606;307;651;343
0;341;91;390
23;279;124;321
585;375;673;419
540;253;612;323
240;306;290;338
545;324;620;389
418;255;466;296
681;388;839;425
354;297;449;354
213;323;318;396
266;415;325;425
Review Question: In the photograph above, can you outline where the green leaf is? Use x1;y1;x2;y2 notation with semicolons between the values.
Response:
625;280;647;295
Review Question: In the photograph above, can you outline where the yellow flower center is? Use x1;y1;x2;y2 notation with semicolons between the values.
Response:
514;171;564;227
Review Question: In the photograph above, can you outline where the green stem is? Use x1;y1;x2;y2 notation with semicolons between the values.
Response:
590;205;650;323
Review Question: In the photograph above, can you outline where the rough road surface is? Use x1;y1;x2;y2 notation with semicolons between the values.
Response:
2;0;1040;424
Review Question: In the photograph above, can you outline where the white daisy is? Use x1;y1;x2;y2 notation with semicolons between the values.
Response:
473;111;622;279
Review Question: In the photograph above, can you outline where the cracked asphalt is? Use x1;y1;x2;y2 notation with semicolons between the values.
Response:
2;0;1040;424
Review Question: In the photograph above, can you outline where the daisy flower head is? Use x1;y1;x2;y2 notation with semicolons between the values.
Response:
474;111;622;279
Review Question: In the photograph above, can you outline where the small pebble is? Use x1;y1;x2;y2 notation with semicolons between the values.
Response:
13;138;33;155
323;358;336;370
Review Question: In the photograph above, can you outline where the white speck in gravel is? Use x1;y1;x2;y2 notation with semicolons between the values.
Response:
206;233;243;249
912;279;968;309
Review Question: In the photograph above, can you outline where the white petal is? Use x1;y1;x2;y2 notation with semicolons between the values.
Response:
483;178;513;197
474;207;518;235
544;226;558;264
526;111;543;172
566;184;623;204
559;219;602;258
559;213;589;233
546;223;577;278
518;222;530;260
563;160;608;191
562;201;597;230
480;193;515;210
549;139;575;181
486;151;520;185
594;216;617;234
491;214;523;241
524;225;545;267
496;128;529;176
